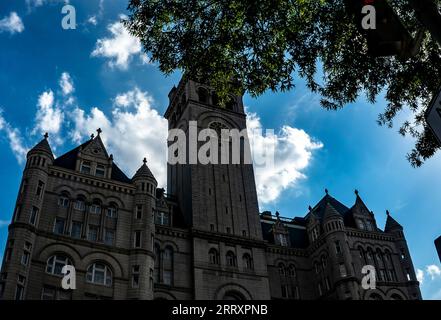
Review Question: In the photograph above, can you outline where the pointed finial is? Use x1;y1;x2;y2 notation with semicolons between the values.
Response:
97;128;102;135
90;133;95;139
275;211;280;218
355;189;359;196
308;205;312;211
143;157;147;165
325;188;328;195
44;132;49;140
109;154;113;160
386;210;390;216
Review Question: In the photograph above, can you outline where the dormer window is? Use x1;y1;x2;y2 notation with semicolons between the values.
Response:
155;211;170;226
356;219;366;230
277;233;288;247
95;164;105;178
365;220;373;231
80;161;91;174
311;227;319;242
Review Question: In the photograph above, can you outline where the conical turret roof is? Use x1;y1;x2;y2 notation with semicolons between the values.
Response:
132;158;156;182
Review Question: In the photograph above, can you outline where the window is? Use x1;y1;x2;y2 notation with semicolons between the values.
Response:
58;195;69;208
53;218;65;235
209;248;220;265
243;254;253;270
198;87;209;104
288;264;296;277
278;263;286;276
29;206;39;225
154;244;160;283
132;265;140;288
163;247;173;285
210;224;215;231
339;263;347;277
21;251;30;266
41;286;71;300
95;164;105;177
400;248;406;260
46;255;72;276
325;277;331;291
226;251;236;267
155;211;170;226
335;241;342;254
89;200;101;214
226;227;231;234
86;263;112;286
149;269;154;289
88;225;99;241
136;205;142;219
104;229;115;246
71;221;82;238
74;197;86;211
15;283;25;300
356;219;365;230
277;233;288;247
315;262;320;274
365;220;374;231
322;256;327;269
311;227;319;241
318;282;323;296
13;205;21;222
281;284;289;298
36;180;45;198
106;205;117;218
134;231;142;248
80;161;91;174
379;269;386;281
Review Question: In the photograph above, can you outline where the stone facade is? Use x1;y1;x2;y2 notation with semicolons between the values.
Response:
0;78;421;300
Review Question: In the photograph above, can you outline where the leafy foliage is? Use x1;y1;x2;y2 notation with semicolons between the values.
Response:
124;0;441;166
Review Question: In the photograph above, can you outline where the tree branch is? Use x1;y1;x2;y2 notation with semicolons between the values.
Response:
408;0;441;46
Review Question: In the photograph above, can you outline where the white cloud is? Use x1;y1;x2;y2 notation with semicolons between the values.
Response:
0;112;28;164
0;220;9;228
416;269;424;284
247;112;323;204
70;87;168;186
88;16;98;26
33;90;64;143
59;72;74;96
0;12;24;34
92;16;145;70
426;265;441;280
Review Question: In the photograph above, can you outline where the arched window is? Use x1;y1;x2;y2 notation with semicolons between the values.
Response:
278;262;286;276
226;251;237;267
89;199;101;214
74;195;86;211
314;261;320;274
243;253;253;270
376;249;384;267
106;202;118;218
86;262;112;286
163;246;173;285
321;256;327;269
288;264;296;277
46;255;72;276
223;291;245;300
390;293;404;300
369;293;383;300
211;92;219;106
58;192;70;208
209;248;220;265
197;87;209;104
366;248;374;262
154;244;160;283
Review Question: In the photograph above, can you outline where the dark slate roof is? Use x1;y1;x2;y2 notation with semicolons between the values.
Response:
52;139;131;184
307;194;350;222
384;213;403;232
29;137;53;156
132;163;156;181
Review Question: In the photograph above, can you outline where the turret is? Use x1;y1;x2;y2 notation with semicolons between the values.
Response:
1;133;53;299
384;210;421;299
127;158;157;299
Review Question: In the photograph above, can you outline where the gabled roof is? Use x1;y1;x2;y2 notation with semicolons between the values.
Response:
384;211;403;232
52;138;131;184
306;194;350;222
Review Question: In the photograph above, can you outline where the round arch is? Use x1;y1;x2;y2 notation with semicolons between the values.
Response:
214;283;253;300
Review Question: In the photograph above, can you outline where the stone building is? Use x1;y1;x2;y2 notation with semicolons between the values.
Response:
0;77;421;300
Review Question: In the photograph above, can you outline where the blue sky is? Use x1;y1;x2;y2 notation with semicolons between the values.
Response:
0;0;440;299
